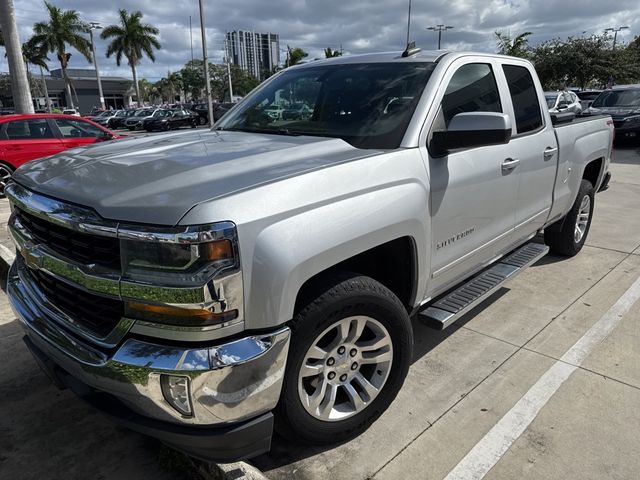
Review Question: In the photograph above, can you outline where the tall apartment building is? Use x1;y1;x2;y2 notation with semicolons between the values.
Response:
225;31;280;80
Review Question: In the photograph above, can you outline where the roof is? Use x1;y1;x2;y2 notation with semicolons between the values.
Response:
289;50;451;68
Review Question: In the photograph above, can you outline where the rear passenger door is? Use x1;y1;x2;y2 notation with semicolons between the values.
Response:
426;60;519;295
500;63;557;243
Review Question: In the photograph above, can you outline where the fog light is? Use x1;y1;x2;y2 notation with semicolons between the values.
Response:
160;375;192;416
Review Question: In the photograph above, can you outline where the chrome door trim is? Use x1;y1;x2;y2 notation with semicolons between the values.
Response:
514;207;550;231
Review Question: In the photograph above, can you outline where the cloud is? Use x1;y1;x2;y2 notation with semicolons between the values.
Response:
2;0;639;82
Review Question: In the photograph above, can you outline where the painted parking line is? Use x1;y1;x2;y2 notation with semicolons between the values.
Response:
443;273;640;480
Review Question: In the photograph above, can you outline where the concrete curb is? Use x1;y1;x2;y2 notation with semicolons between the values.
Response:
0;243;15;291
215;462;270;480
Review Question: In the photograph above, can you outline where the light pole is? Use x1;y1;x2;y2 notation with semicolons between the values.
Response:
198;0;214;128
604;26;629;49
427;24;454;50
87;21;105;110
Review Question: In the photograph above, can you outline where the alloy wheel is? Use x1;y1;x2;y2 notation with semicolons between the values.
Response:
298;316;393;422
574;194;591;243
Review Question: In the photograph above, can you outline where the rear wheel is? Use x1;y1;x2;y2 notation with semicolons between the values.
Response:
275;272;413;445
544;178;595;256
0;163;14;197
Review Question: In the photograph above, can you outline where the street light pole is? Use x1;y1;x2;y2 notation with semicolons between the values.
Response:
88;22;105;110
604;26;629;49
427;24;454;49
198;0;214;128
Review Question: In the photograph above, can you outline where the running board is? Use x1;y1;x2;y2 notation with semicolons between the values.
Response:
418;243;549;330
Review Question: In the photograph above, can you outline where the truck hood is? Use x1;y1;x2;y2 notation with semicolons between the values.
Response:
13;130;379;225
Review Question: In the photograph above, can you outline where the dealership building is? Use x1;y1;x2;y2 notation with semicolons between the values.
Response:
1;68;133;114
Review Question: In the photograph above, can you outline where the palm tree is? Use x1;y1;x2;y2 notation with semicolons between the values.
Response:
495;31;532;58
31;2;92;109
286;46;308;67
101;9;160;105
0;0;33;113
324;47;342;58
23;37;52;112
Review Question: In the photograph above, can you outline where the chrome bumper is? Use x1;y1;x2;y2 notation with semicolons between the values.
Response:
8;259;290;426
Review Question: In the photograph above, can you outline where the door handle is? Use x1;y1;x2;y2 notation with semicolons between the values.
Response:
543;147;558;159
501;158;520;172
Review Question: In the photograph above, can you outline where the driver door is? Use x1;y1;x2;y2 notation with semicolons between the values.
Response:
425;60;519;297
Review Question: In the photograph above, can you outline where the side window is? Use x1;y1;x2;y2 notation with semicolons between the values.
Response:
6;119;55;140
502;65;543;134
441;63;502;126
55;118;105;138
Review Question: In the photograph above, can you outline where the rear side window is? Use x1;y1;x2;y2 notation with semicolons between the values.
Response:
441;63;502;126
6;119;55;139
502;65;543;134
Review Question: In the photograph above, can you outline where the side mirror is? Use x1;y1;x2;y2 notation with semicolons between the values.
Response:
430;112;512;156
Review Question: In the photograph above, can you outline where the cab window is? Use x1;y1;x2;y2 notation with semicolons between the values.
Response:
441;63;502;126
502;65;543;134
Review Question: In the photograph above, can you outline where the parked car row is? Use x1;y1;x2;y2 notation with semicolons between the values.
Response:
585;86;640;140
0;114;122;195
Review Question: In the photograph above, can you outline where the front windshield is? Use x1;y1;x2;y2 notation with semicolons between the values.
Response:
217;62;436;149
592;90;640;107
545;95;557;108
137;109;153;116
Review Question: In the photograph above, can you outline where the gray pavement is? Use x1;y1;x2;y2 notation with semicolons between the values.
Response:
0;144;638;480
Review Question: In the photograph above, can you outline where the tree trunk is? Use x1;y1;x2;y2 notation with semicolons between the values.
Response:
0;0;34;113
60;65;75;109
131;64;140;106
40;65;52;113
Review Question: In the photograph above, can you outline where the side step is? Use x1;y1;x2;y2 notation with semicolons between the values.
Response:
418;242;549;329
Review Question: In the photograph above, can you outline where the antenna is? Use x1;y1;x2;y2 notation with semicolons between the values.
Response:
406;0;412;46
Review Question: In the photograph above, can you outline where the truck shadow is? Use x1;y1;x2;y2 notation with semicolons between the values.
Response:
250;287;511;472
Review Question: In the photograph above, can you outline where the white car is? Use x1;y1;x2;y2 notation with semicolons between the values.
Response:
61;109;81;117
545;91;582;114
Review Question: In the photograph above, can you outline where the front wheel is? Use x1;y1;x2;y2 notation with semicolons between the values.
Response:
275;272;413;445
544;178;595;256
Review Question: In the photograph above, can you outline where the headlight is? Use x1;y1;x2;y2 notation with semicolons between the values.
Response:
120;222;238;285
119;222;241;327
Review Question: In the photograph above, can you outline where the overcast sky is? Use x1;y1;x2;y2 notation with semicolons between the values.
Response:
2;0;639;81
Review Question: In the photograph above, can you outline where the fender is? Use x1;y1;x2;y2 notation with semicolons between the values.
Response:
247;182;429;329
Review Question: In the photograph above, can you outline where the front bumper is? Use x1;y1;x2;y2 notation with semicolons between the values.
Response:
22;334;275;461
7;259;291;460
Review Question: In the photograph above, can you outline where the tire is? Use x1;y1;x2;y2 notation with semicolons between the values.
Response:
0;162;14;198
544;178;595;256
275;272;413;445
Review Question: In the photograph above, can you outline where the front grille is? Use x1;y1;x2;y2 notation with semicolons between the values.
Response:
27;267;124;338
16;209;120;269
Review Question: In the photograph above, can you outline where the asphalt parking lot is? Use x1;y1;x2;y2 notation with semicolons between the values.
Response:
0;143;638;480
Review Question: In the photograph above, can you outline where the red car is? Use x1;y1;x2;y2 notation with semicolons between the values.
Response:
0;114;122;195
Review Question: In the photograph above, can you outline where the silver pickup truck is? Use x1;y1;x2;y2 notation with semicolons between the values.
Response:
6;50;613;462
